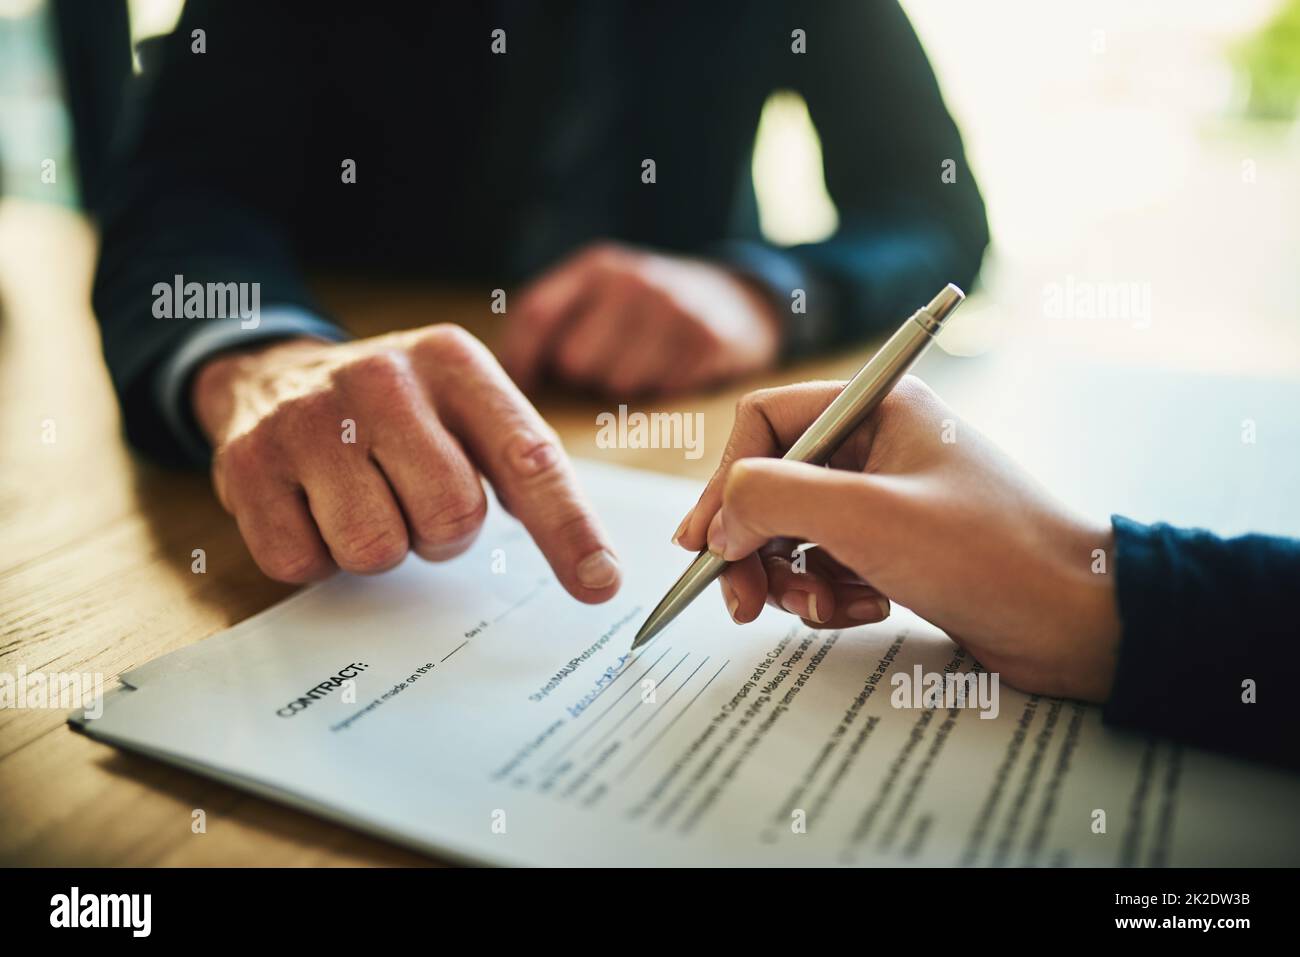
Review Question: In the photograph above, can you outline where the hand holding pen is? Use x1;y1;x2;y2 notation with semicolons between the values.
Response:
645;286;1121;704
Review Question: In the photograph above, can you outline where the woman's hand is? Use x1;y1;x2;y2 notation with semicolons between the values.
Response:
672;377;1121;702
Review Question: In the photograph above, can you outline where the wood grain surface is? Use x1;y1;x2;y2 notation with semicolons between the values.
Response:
0;200;864;865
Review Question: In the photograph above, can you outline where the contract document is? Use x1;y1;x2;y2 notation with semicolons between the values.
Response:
73;461;1300;866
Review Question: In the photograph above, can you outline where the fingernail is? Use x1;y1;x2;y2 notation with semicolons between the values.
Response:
707;514;727;557
780;591;810;619
720;578;741;623
807;593;825;623
846;597;890;622
672;513;690;546
577;549;620;589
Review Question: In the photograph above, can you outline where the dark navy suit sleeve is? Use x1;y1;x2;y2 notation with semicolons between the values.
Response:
1105;516;1300;771
94;0;988;464
92;2;345;466
727;0;989;358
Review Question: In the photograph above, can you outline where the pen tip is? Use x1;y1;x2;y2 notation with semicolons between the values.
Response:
629;618;660;651
924;284;965;325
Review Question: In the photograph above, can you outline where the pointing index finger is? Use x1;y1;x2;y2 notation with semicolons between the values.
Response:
414;327;622;604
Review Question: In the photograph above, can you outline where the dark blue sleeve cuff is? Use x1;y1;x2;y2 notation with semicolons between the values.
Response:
1104;515;1300;771
709;239;841;360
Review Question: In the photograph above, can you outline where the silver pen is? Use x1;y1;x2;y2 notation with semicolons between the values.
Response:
629;283;966;651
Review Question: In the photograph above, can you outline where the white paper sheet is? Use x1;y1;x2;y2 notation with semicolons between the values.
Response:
73;461;1300;866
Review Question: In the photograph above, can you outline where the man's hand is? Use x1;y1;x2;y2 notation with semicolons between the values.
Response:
501;242;782;396
673;377;1122;703
190;325;621;599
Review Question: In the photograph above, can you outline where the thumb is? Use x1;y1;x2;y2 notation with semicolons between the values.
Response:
708;458;891;569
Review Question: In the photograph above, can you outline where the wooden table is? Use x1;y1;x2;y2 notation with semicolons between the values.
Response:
0;200;865;865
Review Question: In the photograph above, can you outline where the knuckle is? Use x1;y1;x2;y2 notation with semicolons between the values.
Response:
266;392;343;453
261;548;330;584
735;389;761;412
215;431;270;488
733;389;769;423
550;508;599;551
335;524;409;572
722;458;762;507
616;266;652;293
411;492;488;545
504;428;564;480
417;324;487;371
584;241;626;270
333;350;411;396
744;386;784;409
278;390;337;433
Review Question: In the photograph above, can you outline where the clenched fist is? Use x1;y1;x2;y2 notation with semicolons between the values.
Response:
501;242;782;396
191;325;621;600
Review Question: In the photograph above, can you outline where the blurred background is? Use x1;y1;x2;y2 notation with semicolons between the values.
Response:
1;0;1298;534
2;0;1297;371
